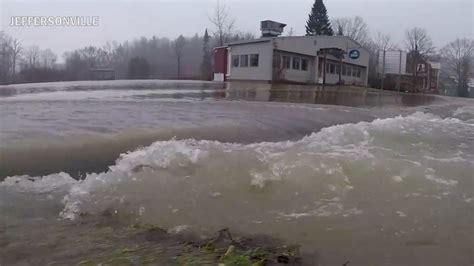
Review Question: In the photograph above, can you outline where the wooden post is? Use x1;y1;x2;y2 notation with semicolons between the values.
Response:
322;50;327;90
338;51;343;86
381;50;386;90
427;63;431;93
397;50;402;92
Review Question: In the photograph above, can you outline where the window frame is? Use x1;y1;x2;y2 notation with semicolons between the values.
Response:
283;56;291;69
301;58;308;71
292;57;301;70
329;63;335;74
240;55;249;67
232;55;239;68
250;54;259;67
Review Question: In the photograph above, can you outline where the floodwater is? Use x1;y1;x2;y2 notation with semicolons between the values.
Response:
0;80;473;265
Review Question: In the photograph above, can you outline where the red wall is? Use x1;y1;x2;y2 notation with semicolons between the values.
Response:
214;47;228;79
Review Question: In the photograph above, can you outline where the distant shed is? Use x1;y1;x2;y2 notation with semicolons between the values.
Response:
90;69;115;80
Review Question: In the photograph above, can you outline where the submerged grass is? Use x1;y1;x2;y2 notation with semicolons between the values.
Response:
70;219;302;265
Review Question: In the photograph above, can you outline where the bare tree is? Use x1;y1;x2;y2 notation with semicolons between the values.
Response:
40;48;57;68
405;27;434;55
10;38;22;77
285;27;295;37
209;0;235;46
79;46;107;68
23;46;40;68
0;32;13;81
173;35;186;78
441;38;474;97
404;27;435;92
230;31;256;42
372;32;394;52
332;16;369;44
367;32;396;89
102;41;118;67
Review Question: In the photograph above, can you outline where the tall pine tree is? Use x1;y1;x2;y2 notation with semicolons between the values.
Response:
305;0;334;36
200;29;212;80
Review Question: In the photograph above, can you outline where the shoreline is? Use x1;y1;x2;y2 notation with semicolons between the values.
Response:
0;212;306;265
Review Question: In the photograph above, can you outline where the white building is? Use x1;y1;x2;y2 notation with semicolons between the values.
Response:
214;20;370;86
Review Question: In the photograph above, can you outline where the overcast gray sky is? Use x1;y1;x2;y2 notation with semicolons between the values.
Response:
1;0;473;59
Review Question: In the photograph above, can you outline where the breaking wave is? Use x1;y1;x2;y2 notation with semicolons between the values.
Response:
453;105;474;123
2;112;472;236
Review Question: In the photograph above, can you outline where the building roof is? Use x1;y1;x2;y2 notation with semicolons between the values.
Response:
226;38;273;46
225;35;370;53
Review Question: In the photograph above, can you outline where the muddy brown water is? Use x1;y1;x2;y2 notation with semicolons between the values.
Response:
1;80;473;265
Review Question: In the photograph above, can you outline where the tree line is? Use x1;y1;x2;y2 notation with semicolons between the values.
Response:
0;0;472;97
0;1;252;85
0;30;252;84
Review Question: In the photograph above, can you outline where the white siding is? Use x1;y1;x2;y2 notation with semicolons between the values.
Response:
378;51;407;75
274;36;369;86
279;53;314;83
228;42;273;81
274;36;370;69
227;36;370;85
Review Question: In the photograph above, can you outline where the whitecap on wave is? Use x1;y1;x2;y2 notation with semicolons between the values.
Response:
1;112;472;230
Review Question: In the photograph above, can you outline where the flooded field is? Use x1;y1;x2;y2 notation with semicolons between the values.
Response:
0;80;473;265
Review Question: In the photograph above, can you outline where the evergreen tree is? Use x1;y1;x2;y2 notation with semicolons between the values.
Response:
200;29;213;80
305;0;334;36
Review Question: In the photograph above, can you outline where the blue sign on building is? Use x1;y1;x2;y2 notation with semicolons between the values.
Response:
349;50;360;59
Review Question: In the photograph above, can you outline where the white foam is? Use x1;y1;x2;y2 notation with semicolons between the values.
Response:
48;113;474;219
2;111;472;224
392;176;404;183
396;211;407;218
425;174;458;187
0;173;76;194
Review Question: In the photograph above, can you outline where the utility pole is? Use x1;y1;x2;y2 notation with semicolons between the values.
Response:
381;50;386;90
338;51;343;86
397;50;402;92
322;50;327;90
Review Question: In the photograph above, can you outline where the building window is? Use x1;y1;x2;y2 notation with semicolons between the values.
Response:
250;54;259;67
329;63;335;74
301;59;308;71
232;55;239;68
336;64;340;75
342;65;346;76
356;68;361;78
283;56;291;69
240;55;249;67
352;67;358;77
292;57;300;70
346;67;352;76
